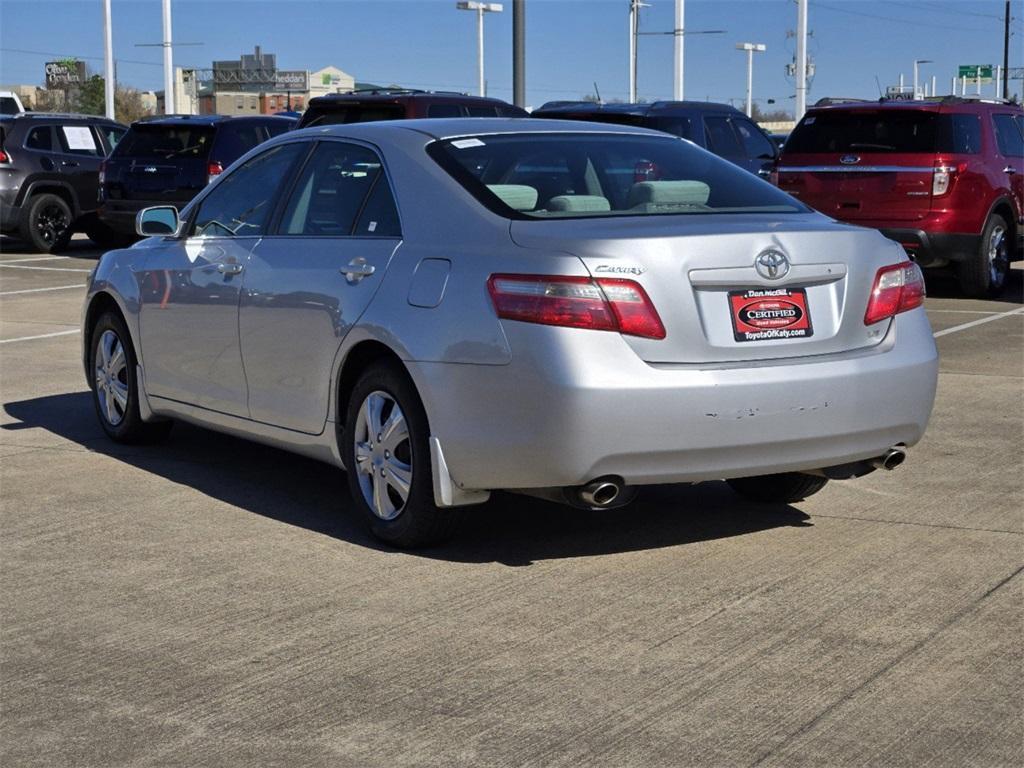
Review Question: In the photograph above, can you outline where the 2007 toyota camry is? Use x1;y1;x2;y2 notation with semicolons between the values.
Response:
82;118;938;547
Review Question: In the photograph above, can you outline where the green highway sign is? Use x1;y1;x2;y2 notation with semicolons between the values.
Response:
959;65;993;84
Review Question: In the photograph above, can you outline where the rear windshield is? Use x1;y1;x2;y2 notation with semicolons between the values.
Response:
785;110;979;154
430;133;805;219
114;125;216;159
300;104;404;127
544;112;693;141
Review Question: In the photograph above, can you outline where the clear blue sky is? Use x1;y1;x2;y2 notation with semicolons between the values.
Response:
1;0;1021;113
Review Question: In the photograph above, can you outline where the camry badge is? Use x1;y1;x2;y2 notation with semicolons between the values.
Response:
840;154;860;165
755;249;790;280
594;264;646;276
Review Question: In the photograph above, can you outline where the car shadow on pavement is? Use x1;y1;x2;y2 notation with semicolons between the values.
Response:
923;262;1023;304
0;234;107;260
3;392;812;566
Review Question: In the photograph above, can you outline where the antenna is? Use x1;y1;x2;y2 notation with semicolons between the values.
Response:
593;81;603;104
874;75;883;98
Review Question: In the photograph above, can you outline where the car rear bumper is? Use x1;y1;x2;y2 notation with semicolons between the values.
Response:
410;309;939;491
877;228;981;266
98;201;170;234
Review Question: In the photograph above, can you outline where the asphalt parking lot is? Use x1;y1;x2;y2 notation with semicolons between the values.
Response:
1;234;1021;767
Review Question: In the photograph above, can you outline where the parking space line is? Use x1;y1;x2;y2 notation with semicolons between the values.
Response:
0;329;79;344
0;284;85;296
0;264;92;274
926;309;1003;315
933;307;1024;338
0;256;74;264
0;264;93;273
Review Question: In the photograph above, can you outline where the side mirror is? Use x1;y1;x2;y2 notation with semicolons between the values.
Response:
136;206;179;237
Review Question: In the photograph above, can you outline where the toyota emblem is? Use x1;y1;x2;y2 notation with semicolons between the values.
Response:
755;249;790;280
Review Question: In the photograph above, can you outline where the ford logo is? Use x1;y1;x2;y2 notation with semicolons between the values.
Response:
755;249;790;280
840;155;860;165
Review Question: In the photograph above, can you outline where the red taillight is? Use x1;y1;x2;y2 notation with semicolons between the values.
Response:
864;261;926;325
0;149;9;164
487;274;666;340
207;161;223;184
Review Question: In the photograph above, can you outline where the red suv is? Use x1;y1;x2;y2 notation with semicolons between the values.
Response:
296;89;527;128
777;97;1023;297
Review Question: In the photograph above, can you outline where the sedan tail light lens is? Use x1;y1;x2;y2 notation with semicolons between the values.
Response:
207;161;224;185
488;274;666;339
0;149;10;164
864;261;926;325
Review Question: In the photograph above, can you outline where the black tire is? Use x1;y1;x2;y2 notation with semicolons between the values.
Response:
342;360;461;548
727;473;829;504
85;222;135;250
958;213;1010;298
89;311;173;444
20;193;74;253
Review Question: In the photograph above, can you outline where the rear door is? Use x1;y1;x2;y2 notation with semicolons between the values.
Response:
778;109;943;222
240;139;402;432
54;122;106;214
991;112;1024;223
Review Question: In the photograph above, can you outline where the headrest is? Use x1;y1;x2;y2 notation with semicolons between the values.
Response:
487;184;538;211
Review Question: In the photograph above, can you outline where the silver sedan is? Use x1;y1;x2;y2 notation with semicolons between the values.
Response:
82;119;938;547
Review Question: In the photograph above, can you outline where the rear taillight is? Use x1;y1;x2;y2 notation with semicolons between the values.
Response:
207;161;223;185
487;274;666;340
97;160;106;185
931;163;963;196
864;261;926;325
0;149;9;164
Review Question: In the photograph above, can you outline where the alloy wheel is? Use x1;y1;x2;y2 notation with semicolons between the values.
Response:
987;224;1009;290
353;390;413;521
36;203;70;246
94;330;129;426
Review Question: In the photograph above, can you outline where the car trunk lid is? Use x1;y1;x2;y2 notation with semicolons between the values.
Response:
510;214;905;364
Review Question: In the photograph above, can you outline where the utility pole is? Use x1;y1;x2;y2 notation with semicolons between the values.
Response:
162;0;174;113
795;0;808;119
102;0;115;119
629;0;637;102
674;0;684;100
1003;1;1010;100
457;2;502;97
736;42;766;117
512;0;525;107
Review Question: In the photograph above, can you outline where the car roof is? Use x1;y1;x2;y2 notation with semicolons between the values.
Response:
130;114;296;128
534;100;745;117
308;90;514;106
296;117;674;142
806;97;1022;115
1;112;124;124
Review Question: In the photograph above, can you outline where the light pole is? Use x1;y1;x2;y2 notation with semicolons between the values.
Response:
457;2;503;97
162;0;174;113
736;42;766;118
913;59;932;100
102;0;115;119
795;0;808;120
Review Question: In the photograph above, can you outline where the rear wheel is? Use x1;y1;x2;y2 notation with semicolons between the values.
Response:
20;193;73;253
958;214;1010;298
342;361;461;548
89;311;173;444
727;473;829;504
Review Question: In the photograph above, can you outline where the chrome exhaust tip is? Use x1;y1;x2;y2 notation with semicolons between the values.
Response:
870;445;907;471
579;478;622;508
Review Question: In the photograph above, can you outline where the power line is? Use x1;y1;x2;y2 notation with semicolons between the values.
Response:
0;47;195;68
810;2;995;33
890;1;1004;21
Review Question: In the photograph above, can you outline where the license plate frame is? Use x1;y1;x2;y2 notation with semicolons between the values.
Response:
728;287;814;342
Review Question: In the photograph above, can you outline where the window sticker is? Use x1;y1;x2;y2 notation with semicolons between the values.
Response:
367;221;378;232
62;126;97;151
451;138;486;149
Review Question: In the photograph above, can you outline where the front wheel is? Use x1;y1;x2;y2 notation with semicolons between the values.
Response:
727;473;829;504
20;193;73;253
89;311;173;444
342;361;461;548
958;214;1010;298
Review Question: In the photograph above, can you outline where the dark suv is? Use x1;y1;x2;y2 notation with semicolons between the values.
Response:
532;101;779;179
98;114;295;236
0;112;127;252
777;97;1023;297
296;89;527;128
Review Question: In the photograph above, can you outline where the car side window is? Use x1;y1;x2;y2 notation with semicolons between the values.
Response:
948;115;981;154
734;118;776;159
280;142;388;236
992;114;1023;158
25;126;53;151
191;143;307;237
212;123;266;165
96;125;127;153
467;105;499;117
428;104;465;118
354;175;401;237
57;124;103;156
704;116;743;158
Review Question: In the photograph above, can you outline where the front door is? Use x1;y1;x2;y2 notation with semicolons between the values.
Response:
239;140;403;433
138;142;308;416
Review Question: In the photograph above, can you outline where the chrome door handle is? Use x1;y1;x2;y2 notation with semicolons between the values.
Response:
216;262;244;275
1004;166;1018;175
341;258;375;283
